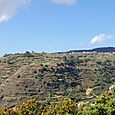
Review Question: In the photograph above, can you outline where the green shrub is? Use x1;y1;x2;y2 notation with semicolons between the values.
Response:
45;97;77;115
19;99;43;115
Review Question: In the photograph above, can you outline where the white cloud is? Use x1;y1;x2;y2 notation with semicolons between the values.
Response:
91;34;113;44
50;0;76;5
0;0;31;23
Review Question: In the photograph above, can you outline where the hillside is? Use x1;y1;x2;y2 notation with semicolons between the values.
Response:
0;51;115;107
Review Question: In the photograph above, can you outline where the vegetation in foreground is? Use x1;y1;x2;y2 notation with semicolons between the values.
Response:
0;85;114;115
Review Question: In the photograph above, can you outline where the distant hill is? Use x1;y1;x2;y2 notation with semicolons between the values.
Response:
57;47;115;54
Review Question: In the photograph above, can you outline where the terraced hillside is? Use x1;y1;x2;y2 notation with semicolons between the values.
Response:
0;51;115;106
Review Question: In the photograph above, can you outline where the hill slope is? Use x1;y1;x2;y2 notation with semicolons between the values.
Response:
0;51;115;106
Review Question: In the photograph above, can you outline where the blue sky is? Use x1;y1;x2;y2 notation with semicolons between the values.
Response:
0;0;115;55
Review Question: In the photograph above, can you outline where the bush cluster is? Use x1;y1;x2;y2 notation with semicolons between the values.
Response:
0;90;114;115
